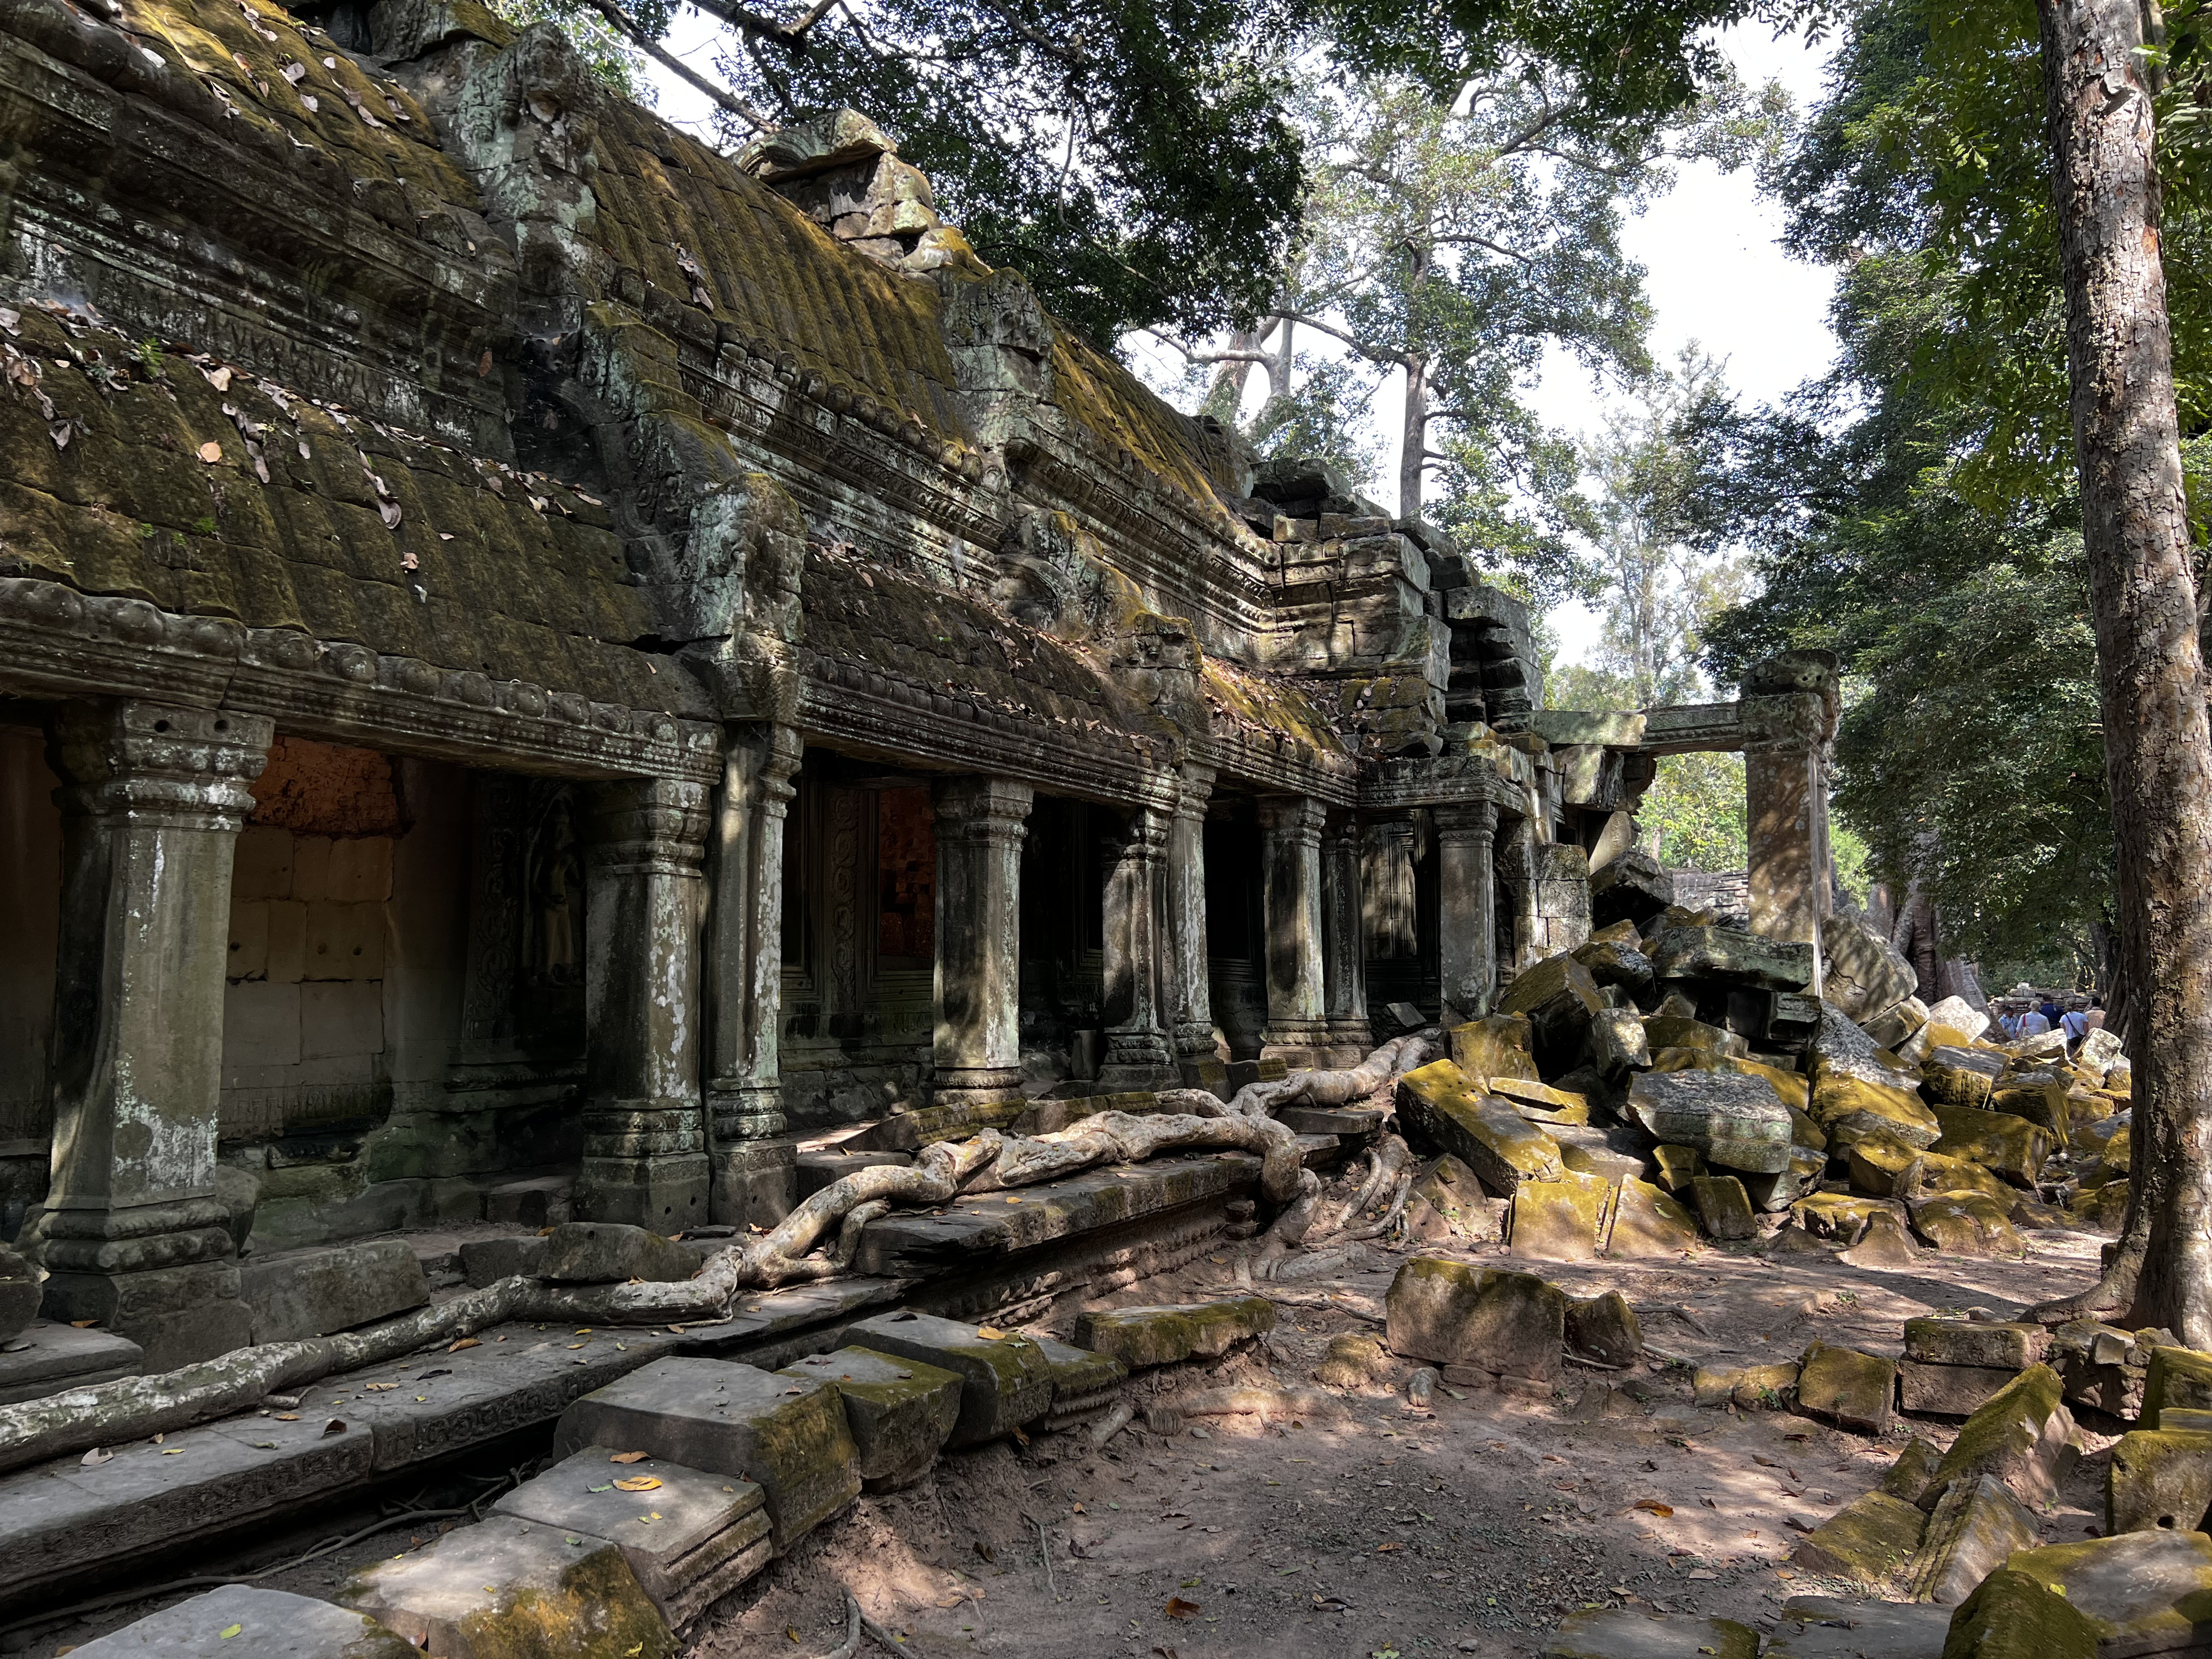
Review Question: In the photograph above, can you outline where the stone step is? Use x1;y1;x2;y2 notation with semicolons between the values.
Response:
70;1583;415;1657
0;1320;144;1407
493;1447;771;1631
239;1239;430;1343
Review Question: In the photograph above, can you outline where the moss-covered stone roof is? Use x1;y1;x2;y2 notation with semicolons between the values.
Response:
0;302;689;713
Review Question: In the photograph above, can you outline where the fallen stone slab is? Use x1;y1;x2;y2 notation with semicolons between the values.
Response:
1881;1438;1944;1505
1790;1489;1927;1592
1861;995;1928;1054
1650;1145;1702;1192
1898;1359;2018;1419
1497;953;1609;1045
1909;1193;2023;1256
494;1448;771;1630
1690;1174;1760;1241
1929;1104;2051;1184
2107;1429;2212;1536
1584;1005;1653;1077
1627;1070;1792;1175
1566;1291;1641;1367
552;1358;859;1551
1509;1172;1613;1262
1838;1211;1922;1267
1842;1129;1923;1198
844;1311;1055;1446
69;1584;416;1657
1822;911;1918;1023
1742;1144;1827;1214
1940;1565;2101;1659
343;1514;678;1658
1071;1296;1276;1369
2002;1529;2212;1657
1646;924;1815;991
1921;1046;2006;1109
1604;1178;1700;1258
1395;1061;1563;1196
1276;1104;1390;1136
0;1319;144;1406
1385;1259;1565;1383
241;1239;431;1344
1924;1362;2078;1510
1027;1334;1126;1433
1764;1594;1949;1659
1489;1074;1592;1124
2147;1345;2212;1426
1905;1317;2051;1371
1907;1472;2038;1605
1542;1608;1757;1658
776;1348;962;1490
1905;993;1991;1053
1791;1192;1902;1241
1811;1073;1942;1150
1641;1016;1750;1059
1448;1014;1540;1083
542;1222;700;1285
1693;1360;1800;1410
458;1234;547;1287
1405;1154;1505;1244
1556;1137;1650;1188
1797;1341;1896;1435
1573;937;1656;999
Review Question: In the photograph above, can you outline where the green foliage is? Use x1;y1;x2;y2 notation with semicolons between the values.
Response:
1695;0;2195;975
1239;357;1386;490
1641;751;1747;872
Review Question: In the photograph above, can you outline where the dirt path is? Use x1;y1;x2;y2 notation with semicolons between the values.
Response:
691;1223;2117;1659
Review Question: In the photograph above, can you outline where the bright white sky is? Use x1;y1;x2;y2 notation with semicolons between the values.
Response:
638;15;1843;666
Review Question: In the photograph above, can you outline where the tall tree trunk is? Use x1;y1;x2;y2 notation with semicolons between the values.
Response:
1206;325;1270;418
2031;0;2212;1343
1269;316;1295;402
1399;351;1428;519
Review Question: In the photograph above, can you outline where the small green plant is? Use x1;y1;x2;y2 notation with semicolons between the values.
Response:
191;515;217;537
134;337;164;378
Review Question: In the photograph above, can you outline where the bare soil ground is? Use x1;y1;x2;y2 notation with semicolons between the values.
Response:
690;1221;2119;1659
8;1220;2118;1658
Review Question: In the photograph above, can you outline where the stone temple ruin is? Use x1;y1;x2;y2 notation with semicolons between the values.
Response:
0;0;1845;1370
38;2;2191;1653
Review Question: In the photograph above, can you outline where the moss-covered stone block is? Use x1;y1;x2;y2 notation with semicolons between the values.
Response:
342;1515;680;1658
1627;1070;1792;1175
2107;1429;2212;1535
1797;1340;1897;1435
1846;1128;1926;1198
1406;1153;1504;1243
1395;1061;1563;1197
551;1358;860;1552
1910;1194;2024;1257
1929;1105;2051;1185
846;1312;1055;1446
1566;1291;1641;1367
1908;1473;2038;1605
1640;1015;1750;1058
776;1347;963;1490
2001;1530;2212;1656
1606;1178;1700;1258
1448;1014;1539;1083
1490;1074;1591;1125
1693;1360;1800;1410
2147;1346;2212;1427
1940;1566;2101;1659
1811;1072;1942;1150
1509;1171;1614;1262
1917;1152;2016;1204
1906;1318;2051;1372
1792;1191;1903;1240
1384;1258;1565;1382
1789;1490;1927;1592
1651;1144;1703;1193
1921;1045;2006;1109
72;1586;418;1658
1691;1173;1760;1241
1882;1436;1945;1505
1071;1296;1276;1369
1927;1362;2077;1509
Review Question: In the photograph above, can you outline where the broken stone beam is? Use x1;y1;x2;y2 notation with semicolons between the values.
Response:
1071;1297;1276;1369
775;1346;963;1490
1384;1258;1565;1385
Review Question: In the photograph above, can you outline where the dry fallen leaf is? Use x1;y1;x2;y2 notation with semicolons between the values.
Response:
448;1338;479;1353
611;1451;650;1464
1376;1541;1404;1553
613;1477;662;1492
322;1419;347;1435
977;1326;1008;1340
197;440;222;462
1164;1598;1200;1620
1632;1500;1674;1517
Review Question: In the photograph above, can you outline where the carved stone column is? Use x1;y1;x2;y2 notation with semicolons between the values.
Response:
1257;796;1329;1059
1432;800;1501;1027
1363;817;1418;962
931;777;1032;1123
1099;803;1173;1088
578;776;711;1229
1161;764;1222;1088
1745;717;1832;946
26;700;273;1368
1321;811;1371;1058
705;723;800;1225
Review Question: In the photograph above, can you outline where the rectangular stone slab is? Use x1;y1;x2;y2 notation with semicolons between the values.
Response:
1764;1594;1950;1658
1898;1359;2020;1418
69;1584;416;1657
775;1347;962;1488
1907;1473;2038;1605
842;1311;1055;1446
1790;1490;1927;1593
1627;1070;1793;1175
1903;1317;2051;1371
240;1239;430;1343
342;1515;677;1658
1394;1060;1562;1196
0;1320;144;1406
1072;1297;1275;1368
2004;1530;2212;1658
493;1447;770;1628
552;1358;859;1552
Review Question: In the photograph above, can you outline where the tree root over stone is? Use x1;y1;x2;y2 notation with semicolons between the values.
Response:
0;1108;1310;1474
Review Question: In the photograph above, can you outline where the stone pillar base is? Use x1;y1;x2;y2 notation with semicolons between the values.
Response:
1177;1055;1230;1095
1260;1044;1334;1072
1327;1016;1375;1055
710;1140;798;1229
708;1084;787;1145
573;1155;709;1230
42;1260;250;1371
1096;1063;1179;1093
